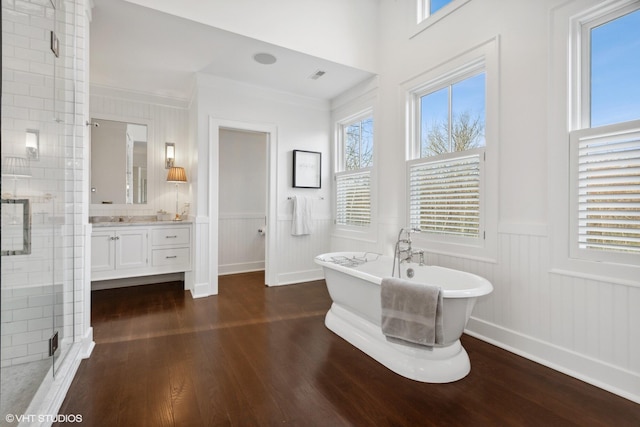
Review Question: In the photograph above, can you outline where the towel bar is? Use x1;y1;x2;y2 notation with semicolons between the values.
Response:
287;196;324;200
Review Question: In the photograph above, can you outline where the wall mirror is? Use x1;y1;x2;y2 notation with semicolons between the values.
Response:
90;118;148;204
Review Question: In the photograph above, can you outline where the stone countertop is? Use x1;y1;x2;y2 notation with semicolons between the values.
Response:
90;216;192;227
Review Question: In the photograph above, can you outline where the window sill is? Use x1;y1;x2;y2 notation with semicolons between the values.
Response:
550;267;640;289
412;234;497;264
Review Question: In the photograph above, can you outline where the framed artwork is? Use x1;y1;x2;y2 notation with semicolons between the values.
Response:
292;150;321;188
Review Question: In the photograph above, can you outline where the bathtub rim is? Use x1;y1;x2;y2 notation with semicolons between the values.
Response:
315;252;493;298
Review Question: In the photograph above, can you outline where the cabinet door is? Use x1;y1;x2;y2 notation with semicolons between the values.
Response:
91;232;115;272
115;229;148;270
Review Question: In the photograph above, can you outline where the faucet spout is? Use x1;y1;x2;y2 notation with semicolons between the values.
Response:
392;227;424;277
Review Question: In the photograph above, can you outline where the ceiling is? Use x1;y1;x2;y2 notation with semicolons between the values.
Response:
90;0;376;101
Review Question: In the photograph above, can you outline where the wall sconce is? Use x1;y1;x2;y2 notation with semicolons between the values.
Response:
25;129;39;161
165;142;175;169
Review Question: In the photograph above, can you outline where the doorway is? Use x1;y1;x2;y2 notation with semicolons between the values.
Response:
209;118;278;293
218;128;267;277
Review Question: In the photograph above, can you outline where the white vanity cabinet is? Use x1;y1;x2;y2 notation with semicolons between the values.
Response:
91;228;148;275
150;226;191;272
91;222;192;281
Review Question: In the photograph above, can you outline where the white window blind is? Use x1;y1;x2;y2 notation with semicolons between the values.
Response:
574;129;640;254
336;170;371;227
409;151;482;238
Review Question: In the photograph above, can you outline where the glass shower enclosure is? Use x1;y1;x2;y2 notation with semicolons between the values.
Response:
1;0;79;421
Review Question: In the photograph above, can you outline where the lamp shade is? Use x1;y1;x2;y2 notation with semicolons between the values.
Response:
2;156;32;178
166;166;187;183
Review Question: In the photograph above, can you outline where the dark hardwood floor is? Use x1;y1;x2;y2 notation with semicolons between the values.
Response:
56;272;639;426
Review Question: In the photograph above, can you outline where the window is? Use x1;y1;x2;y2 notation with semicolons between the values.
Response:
419;0;453;21
420;72;485;157
570;123;640;259
412;0;471;38
587;8;640;127
570;2;640;263
335;115;373;227
408;66;486;243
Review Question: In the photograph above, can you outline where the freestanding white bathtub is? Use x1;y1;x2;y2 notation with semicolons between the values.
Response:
314;252;493;383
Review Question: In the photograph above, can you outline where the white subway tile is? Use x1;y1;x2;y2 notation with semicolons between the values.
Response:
12;330;43;346
12;306;44;321
1;320;28;336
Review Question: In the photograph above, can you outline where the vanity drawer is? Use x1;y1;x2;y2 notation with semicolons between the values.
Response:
152;247;190;267
151;227;190;246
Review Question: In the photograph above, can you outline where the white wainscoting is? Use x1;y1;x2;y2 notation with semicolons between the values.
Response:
219;213;266;275
189;217;211;298
215;215;331;285
275;218;332;285
428;229;640;403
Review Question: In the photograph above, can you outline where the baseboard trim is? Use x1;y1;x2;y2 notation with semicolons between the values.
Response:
219;261;264;276
465;317;640;404
190;282;212;298
274;269;324;286
80;327;95;359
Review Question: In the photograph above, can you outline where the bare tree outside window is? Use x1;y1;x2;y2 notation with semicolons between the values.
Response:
337;116;373;227
422;111;484;157
345;118;373;170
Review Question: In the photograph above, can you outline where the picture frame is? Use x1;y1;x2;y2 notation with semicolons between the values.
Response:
292;150;321;189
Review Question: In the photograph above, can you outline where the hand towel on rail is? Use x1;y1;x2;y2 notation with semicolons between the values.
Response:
291;196;314;236
380;277;443;346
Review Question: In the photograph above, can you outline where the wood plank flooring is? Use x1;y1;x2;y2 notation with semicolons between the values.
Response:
55;272;639;426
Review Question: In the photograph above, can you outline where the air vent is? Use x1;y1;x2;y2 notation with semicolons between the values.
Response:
309;70;326;80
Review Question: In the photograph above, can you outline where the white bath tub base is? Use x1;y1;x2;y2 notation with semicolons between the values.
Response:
325;303;471;383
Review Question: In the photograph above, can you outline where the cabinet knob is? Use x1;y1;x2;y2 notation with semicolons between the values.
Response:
165;235;177;239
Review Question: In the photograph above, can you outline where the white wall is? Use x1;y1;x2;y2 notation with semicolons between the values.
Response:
190;74;332;295
331;0;639;402
121;0;379;73
89;86;190;218
219;129;267;275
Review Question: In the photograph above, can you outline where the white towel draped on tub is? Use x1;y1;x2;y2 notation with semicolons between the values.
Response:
380;277;444;346
291;196;314;236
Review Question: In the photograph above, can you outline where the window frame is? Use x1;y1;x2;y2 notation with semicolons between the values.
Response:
403;39;498;262
334;109;375;233
548;0;639;286
410;63;486;159
575;2;640;130
569;1;640;266
409;0;471;39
